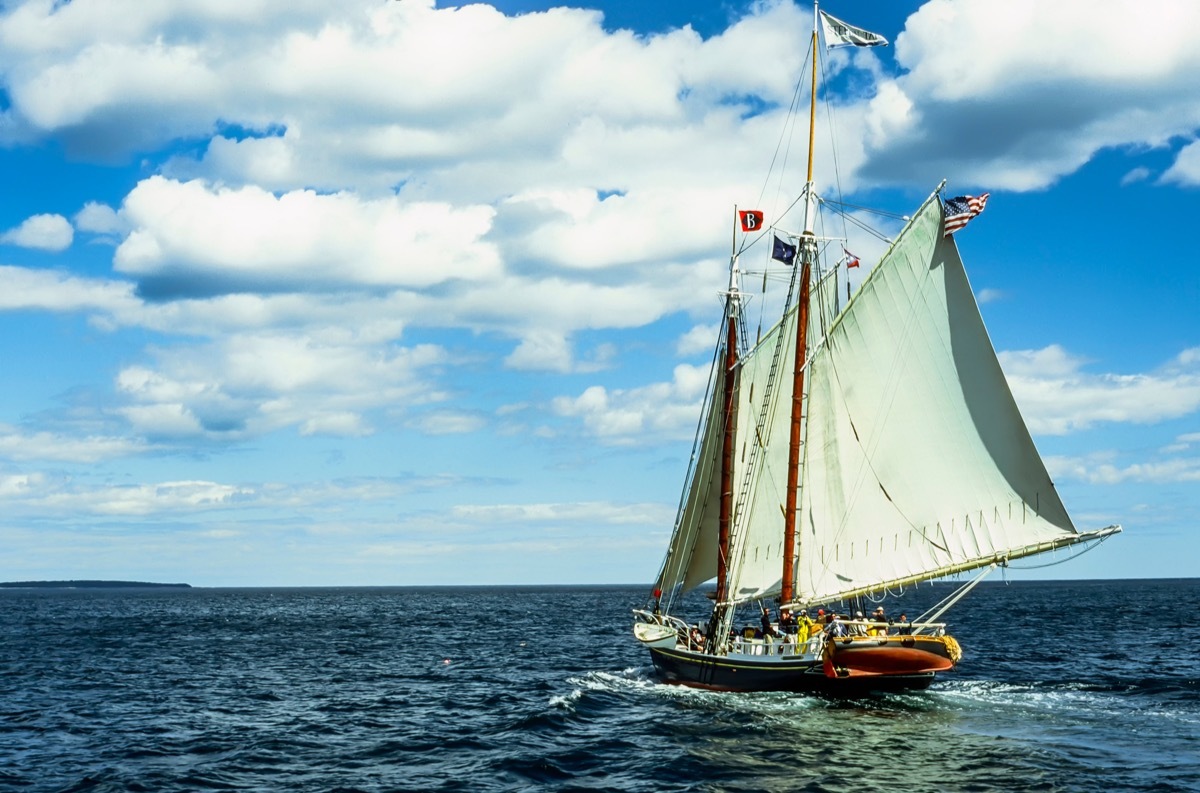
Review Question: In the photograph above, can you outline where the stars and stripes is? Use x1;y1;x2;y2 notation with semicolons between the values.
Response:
943;193;990;236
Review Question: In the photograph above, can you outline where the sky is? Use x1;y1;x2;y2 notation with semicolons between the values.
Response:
0;0;1197;587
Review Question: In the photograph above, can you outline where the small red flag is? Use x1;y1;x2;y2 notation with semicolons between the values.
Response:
844;247;860;268
739;210;764;232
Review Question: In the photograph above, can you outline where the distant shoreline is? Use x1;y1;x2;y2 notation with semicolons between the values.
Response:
0;580;191;589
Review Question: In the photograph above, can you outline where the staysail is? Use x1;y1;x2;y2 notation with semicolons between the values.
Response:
654;341;727;595
724;266;840;603
654;262;842;604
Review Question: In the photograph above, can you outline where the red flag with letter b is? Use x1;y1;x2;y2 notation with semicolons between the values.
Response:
739;210;764;232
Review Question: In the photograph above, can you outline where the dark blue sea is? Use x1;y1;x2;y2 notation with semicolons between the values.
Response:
1;579;1196;792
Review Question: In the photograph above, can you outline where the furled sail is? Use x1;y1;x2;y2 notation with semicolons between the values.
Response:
793;192;1083;606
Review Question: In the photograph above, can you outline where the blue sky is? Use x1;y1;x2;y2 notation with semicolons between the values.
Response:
0;0;1196;587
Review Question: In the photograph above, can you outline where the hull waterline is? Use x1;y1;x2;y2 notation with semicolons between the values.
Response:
647;638;948;694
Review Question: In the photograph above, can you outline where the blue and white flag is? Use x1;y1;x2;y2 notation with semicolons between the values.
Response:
820;11;888;48
772;235;797;266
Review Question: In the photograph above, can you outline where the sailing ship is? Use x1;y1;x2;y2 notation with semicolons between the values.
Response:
632;5;1121;693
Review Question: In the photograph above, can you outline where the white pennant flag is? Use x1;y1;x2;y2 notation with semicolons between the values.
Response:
820;11;888;48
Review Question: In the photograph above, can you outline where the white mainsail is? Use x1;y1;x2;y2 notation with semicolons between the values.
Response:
794;192;1088;606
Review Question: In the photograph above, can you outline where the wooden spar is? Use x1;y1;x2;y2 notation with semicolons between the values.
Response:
716;311;738;605
804;23;819;198
781;261;810;604
781;24;821;605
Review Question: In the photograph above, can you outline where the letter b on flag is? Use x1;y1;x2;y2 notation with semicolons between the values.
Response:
739;210;764;232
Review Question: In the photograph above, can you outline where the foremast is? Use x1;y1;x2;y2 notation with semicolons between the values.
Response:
716;244;742;607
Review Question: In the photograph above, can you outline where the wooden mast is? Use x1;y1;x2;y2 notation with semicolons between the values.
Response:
716;310;737;606
716;215;741;608
780;18;820;606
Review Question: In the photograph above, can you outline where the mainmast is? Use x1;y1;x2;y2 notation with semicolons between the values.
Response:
780;8;820;605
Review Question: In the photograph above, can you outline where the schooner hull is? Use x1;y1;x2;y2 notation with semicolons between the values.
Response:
647;645;939;694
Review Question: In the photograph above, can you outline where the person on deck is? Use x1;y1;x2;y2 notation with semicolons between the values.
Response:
827;614;848;638
808;611;825;640
896;613;912;635
869;606;888;636
760;608;780;639
849;611;868;636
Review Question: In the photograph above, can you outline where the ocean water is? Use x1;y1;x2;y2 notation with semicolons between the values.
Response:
0;579;1196;793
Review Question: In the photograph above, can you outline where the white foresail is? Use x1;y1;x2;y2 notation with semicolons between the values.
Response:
724;300;796;601
724;267;841;604
655;356;726;594
794;193;1082;606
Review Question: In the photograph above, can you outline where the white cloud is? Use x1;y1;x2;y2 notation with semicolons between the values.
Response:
408;411;487;436
505;331;574;373
299;412;370;438
0;0;808;194
677;323;716;357
1;213;73;251
0;472;43;497
1161;139;1200;186
0;426;149;463
1122;166;1153;186
114;176;500;294
92;480;254;516
74;201;126;235
0;265;137;313
551;363;712;444
1001;345;1200;435
450;501;672;526
864;0;1200;189
1047;452;1200;485
115;333;449;439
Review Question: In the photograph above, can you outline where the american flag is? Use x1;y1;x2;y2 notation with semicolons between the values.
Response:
943;193;990;236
